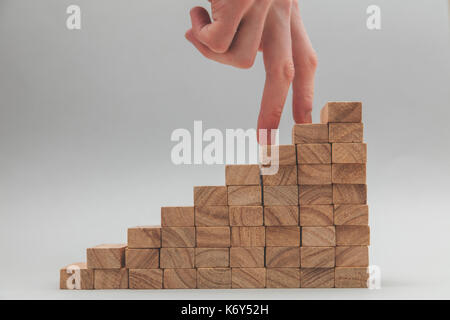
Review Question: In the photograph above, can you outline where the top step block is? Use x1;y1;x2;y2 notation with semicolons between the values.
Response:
320;102;362;123
292;124;329;144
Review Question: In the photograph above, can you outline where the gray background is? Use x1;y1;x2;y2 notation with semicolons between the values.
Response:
1;0;449;299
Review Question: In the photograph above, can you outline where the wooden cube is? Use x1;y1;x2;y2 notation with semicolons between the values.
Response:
128;226;161;249
86;244;126;269
262;165;297;186
260;145;297;166
194;186;228;206
301;227;336;246
332;143;367;164
60;262;94;290
197;268;231;289
336;226;370;246
125;248;159;269
333;184;367;204
196;227;231;247
228;186;262;206
335;267;368;288
336;246;369;267
298;165;332;185
129;269;163;289
300;205;333;226
263;186;298;205
230;247;265;267
329;123;364;143
292;124;329;144
334;204;369;225
229;206;263;226
195;206;229;226
160;248;195;268
299;185;333;205
161;206;194;227
296;143;331;164
195;248;230;267
231;226;265;247
332;164;366;184
264;206;299;226
163;269;197;289
266;247;301;267
266;268;301;288
301;247;335;268
266;226;300;246
225;164;260;186
162;227;196;248
301;268;334;288
232;268;266;288
320;102;362;123
94;269;128;289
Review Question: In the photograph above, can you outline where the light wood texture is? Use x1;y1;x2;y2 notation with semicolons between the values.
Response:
229;206;263;226
129;269;163;289
163;269;197;289
195;248;229;267
301;227;336;247
264;206;299;226
195;206;229;226
333;184;367;204
230;247;265;267
232;268;266;288
265;247;301;267
260;145;297;166
225;164;261;186
262;165;297;186
299;185;333;205
292;124;329;144
301;247;335;268
300;205;334;226
60;262;93;290
336;226;370;246
86;244;126;269
161;227;196;248
160;248;195;268
335;267;368;288
194;186;228;206
301;268;334;288
231;226;265;247
125;248;159;269
298;164;332;185
320;102;362;123
332;143;367;164
161;206;194;227
334;204;369;225
329;123;364;143
263;185;298;205
297;143;331;164
335;246;369;267
197;268;231;289
266;268;301;288
332;164;366;184
228;186;262;206
196;227;231;247
266;226;300;247
127;226;161;249
94;269;128;289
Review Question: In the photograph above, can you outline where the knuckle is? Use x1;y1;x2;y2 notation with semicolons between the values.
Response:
234;55;256;69
207;37;231;53
267;60;295;82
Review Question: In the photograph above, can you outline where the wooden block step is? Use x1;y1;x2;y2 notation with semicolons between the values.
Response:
334;204;369;225
301;268;334;288
260;145;297;166
197;268;231;289
320;102;362;123
301;247;335;268
298;164;332;185
335;246;369;267
332;143;367;164
86;244;126;269
230;247;265;267
266;268;301;288
335;267;368;288
300;205;333;226
161;207;194;227
266;226;300;247
128;226;161;249
94;269;128;289
292;124;329;144
60;262;94;290
228;186;262;206
264;206;299;226
329;123;363;143
332;164;366;184
195;206;229;226
262;165;297;186
229;206;263;226
296;143;331;164
301;227;336;247
333;184;367;204
196;227;231;248
232;268;266;288
129;269;163;289
263;185;298;205
160;248;195;268
336;225;370;246
225;164;261;186
195;248;230;267
162;227;196;248
194;186;228;206
265;247;301;267
163;269;197;289
231;226;265;247
299;185;333;205
125;248;159;269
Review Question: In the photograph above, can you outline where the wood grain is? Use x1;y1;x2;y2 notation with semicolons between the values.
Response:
125;248;159;269
196;227;231;247
94;269;128;289
229;206;263;226
301;268;334;288
266;268;301;288
335;267;368;288
301;247;335;268
225;164;261;186
299;185;333;205
231;226;265;247
86;244;126;269
336;225;370;246
161;206;194;227
300;205;333;226
332;143;367;163
232;268;266;289
292;124;329;144
263;185;298;205
334;204;369;225
298;164;332;185
335;246;369;267
128;269;163;289
296;143;331;164
320;102;362;123
264;206;299;226
127;226;161;249
163;269;196;289
265;247;301;267
161;227;196;248
332;164;366;184
301;227;336;247
333;184;367;204
194;186;228;206
195;248;230;267
60;262;94;290
227;186;262;205
197;268;231;289
266;226;300;247
195;206;229;226
230;247;265;267
262;165;297;186
160;248;195;268
329;123;364;143
260;145;297;166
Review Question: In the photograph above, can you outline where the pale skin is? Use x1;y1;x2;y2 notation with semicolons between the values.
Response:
185;0;318;143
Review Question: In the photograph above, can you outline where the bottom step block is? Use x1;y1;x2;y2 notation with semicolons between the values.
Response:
197;268;231;289
60;262;94;290
335;267;369;288
266;268;301;288
164;269;197;289
301;268;334;288
95;269;128;289
129;269;163;289
232;268;266;289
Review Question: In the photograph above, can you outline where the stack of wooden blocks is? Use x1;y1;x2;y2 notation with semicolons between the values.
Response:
60;101;370;290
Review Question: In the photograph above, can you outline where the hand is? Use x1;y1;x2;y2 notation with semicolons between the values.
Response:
185;0;318;143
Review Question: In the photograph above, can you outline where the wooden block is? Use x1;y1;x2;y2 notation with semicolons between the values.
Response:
160;248;195;268
196;227;231;247
262;165;297;186
195;206;229;226
194;186;228;206
301;247;335;268
320;102;362;123
266;226;300;247
333;184;367;204
230;247;265;267
229;206;263;226
263;185;298;205
60;262;94;290
299;185;333;205
266;268;301;288
129;269;162;289
335;267;368;288
195;248;230;267
297;143;331;164
336;225;370;246
162;227;196;248
94;269;128;289
334;204;369;225
128;226;161;249
228;186;262;206
264;206;299;226
301;227;336;246
301;268;334;288
163;269;196;289
298;164;332;185
197;268;231;289
225;164;260;186
232;268;266;288
125;248;159;269
329;123;363;143
336;246;369;267
300;205;333;226
266;247;301;267
231;226;265;247
332;143;367;164
86;244;126;269
332;164;366;184
161;206;194;227
260;145;297;166
292;124;329;144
